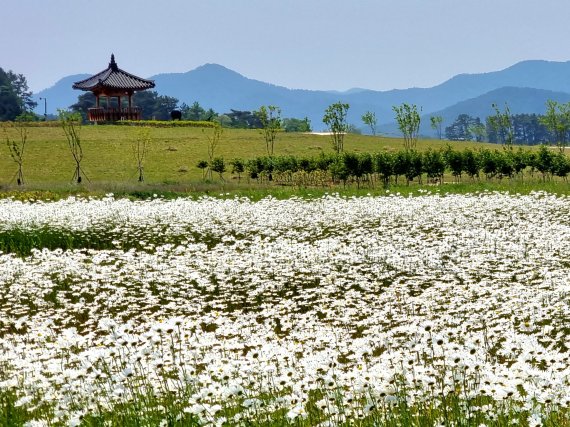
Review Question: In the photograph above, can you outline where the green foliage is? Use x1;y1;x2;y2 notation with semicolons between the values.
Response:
423;148;445;182
0;68;25;121
374;152;394;184
133;90;179;120
534;145;554;178
323;102;350;153
486;113;548;145
229;158;245;181
196;159;209;180
445;114;484;141
469;121;486;142
69;92;95;122
393;103;421;151
196;146;570;188
224;109;262;129
282;117;311;132
180;101;217;122
430;115;443;139
444;145;465;180
361;111;377;135
255;105;282;156
462;149;480;179
210;157;226;180
70;91;180;122
116;119;216;128
489;103;514;148
539;100;570;152
552;152;570;178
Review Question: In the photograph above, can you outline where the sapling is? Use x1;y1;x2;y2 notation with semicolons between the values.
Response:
203;124;223;180
393;103;421;151
3;114;31;185
323;102;350;154
59;110;88;184
133;127;151;182
255;105;282;156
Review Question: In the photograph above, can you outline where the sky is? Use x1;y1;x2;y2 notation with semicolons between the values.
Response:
3;0;570;94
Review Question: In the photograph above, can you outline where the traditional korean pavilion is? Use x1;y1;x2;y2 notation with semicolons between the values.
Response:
72;54;155;122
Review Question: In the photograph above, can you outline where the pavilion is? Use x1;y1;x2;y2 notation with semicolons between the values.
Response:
72;54;155;122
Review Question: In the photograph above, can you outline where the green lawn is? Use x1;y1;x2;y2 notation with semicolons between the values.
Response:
0;124;503;184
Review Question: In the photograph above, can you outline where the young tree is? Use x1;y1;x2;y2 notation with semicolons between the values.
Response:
203;124;223;180
59;110;87;184
255;105;282;156
430;115;443;139
361;111;377;136
196;160;209;180
393;103;421;150
2;114;32;185
469;121;486;142
489;103;514;149
443;145;465;182
230;158;245;182
132;127;151;182
323;102;350;154
463;149;480;180
423;148;445;184
210;157;226;181
539;100;570;152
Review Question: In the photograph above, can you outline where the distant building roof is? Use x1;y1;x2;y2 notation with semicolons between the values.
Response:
72;54;155;92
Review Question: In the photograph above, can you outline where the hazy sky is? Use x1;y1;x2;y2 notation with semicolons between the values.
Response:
4;0;570;93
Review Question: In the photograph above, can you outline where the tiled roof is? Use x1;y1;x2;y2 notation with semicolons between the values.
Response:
73;55;155;91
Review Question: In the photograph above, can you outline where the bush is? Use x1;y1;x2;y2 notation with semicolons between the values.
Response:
116;120;216;128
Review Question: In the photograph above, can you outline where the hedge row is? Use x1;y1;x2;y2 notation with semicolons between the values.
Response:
202;146;570;186
115;120;216;128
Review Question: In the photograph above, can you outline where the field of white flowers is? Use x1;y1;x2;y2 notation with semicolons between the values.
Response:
1;191;570;426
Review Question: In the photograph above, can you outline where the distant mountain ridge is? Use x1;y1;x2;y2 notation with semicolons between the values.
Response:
32;60;570;134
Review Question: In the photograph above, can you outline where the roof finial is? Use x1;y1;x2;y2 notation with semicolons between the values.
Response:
109;54;118;71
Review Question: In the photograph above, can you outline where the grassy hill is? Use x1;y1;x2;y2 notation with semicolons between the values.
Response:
1;124;505;187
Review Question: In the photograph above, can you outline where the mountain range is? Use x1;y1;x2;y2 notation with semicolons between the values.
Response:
32;60;570;136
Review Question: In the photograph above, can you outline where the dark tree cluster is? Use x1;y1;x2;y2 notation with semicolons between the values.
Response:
179;101;217;121
222;109;263;129
71;91;179;121
445;114;484;141
486;114;548;145
0;67;36;121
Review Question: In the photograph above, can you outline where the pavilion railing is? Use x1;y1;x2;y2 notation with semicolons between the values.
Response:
88;107;142;122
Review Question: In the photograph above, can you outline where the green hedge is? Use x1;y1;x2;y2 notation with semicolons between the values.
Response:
115;120;217;128
199;146;570;186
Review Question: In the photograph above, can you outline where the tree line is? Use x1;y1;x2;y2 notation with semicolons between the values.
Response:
0;67;36;121
70;93;312;132
435;100;570;147
4;66;570;152
197;145;570;187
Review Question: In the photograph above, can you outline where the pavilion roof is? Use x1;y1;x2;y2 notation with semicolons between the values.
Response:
72;54;155;92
